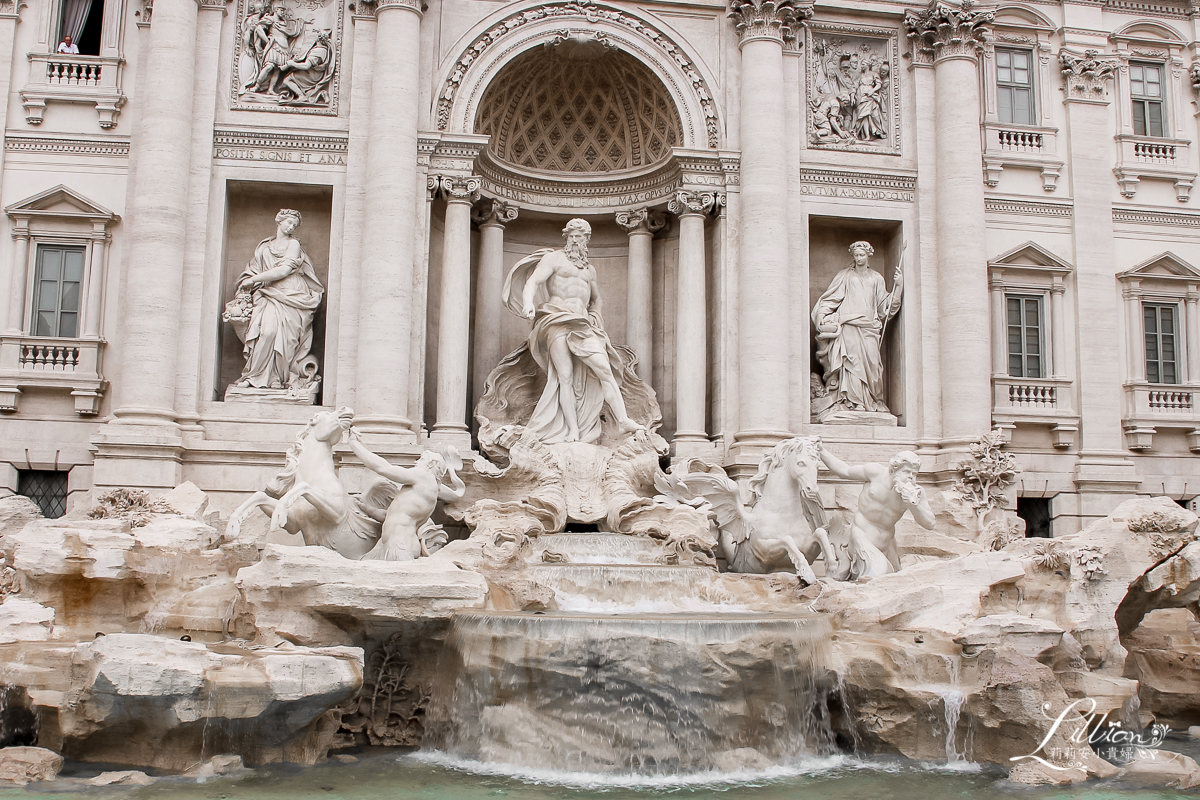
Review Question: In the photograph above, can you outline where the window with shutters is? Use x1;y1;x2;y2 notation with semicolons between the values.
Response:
1143;302;1179;385
996;49;1035;125
31;245;85;338
1006;294;1043;379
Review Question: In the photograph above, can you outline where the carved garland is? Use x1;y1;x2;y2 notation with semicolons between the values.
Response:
437;0;721;148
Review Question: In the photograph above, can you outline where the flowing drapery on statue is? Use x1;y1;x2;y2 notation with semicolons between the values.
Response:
811;240;902;418
476;219;660;447
224;209;324;402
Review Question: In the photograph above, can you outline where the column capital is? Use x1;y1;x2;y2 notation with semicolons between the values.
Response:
360;0;423;16
1060;49;1119;103
433;175;482;204
615;207;666;234
904;0;993;64
472;198;518;227
668;191;723;217
727;0;812;48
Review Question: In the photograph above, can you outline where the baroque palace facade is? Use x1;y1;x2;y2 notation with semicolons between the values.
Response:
0;0;1198;535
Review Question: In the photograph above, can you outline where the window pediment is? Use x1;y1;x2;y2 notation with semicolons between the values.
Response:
5;185;118;224
1119;252;1200;285
989;241;1072;276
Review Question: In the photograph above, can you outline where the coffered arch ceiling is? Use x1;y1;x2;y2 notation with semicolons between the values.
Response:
475;44;684;174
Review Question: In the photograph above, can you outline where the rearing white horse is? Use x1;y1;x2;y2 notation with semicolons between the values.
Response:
226;407;385;559
655;436;846;582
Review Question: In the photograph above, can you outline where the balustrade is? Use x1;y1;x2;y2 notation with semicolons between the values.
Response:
997;129;1043;152
21;53;125;128
19;341;81;371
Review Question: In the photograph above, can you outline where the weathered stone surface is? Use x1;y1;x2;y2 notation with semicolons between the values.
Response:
87;770;157;786
159;481;219;528
236;544;488;646
0;746;62;785
1119;749;1200;789
0;598;54;643
0;496;42;540
0;633;362;771
1123;608;1200;730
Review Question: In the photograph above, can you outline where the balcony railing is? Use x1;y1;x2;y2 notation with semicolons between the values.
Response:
982;123;1062;190
1122;383;1200;452
1114;136;1196;201
20;53;125;129
0;336;105;414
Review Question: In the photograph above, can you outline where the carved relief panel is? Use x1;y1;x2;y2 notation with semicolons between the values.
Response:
231;0;343;115
805;23;900;154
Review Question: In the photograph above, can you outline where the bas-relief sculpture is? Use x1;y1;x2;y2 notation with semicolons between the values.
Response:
223;209;324;404
807;28;898;151
811;240;902;423
233;0;341;113
225;408;460;561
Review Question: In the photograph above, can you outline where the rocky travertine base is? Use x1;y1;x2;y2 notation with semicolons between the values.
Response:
1;490;1199;788
813;496;1200;787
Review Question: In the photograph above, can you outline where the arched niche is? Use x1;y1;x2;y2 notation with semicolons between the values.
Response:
435;1;721;152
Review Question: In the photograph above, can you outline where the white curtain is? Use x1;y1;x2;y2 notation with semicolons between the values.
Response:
60;0;91;46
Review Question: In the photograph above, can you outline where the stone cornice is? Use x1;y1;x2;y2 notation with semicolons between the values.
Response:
1113;206;1200;227
984;197;1073;217
904;0;994;64
727;0;813;47
1059;49;1118;102
5;134;130;157
212;127;349;153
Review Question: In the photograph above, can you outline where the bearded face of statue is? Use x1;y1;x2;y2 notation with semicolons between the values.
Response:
564;230;590;266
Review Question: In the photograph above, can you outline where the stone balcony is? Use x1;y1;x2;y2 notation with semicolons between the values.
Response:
0;336;105;415
982;122;1063;191
1122;382;1200;452
991;376;1079;447
1113;135;1196;202
20;53;125;129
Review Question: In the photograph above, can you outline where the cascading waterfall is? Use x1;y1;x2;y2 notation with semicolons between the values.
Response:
421;534;838;776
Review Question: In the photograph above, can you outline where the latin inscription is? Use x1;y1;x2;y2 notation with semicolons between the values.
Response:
213;147;347;165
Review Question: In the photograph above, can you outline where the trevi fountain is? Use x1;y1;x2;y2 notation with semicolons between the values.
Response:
2;0;1200;794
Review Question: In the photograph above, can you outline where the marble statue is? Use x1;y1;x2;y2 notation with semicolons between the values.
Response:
493;218;645;445
224;209;324;403
225;407;389;558
347;429;465;561
817;442;934;579
811;240;902;421
655;437;843;583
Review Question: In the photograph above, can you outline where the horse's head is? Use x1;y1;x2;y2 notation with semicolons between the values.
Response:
748;436;823;504
309;407;353;445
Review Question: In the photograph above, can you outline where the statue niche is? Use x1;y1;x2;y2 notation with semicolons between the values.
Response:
811;239;903;424
475;218;659;448
223;208;324;404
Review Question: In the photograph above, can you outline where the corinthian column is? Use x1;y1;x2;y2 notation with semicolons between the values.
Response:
905;1;993;442
1058;49;1137;504
432;175;481;445
354;0;423;436
668;191;716;455
615;207;664;381
472;198;518;405
108;0;200;428
728;0;810;455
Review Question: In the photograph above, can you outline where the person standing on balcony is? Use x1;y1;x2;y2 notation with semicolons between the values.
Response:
56;35;79;54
